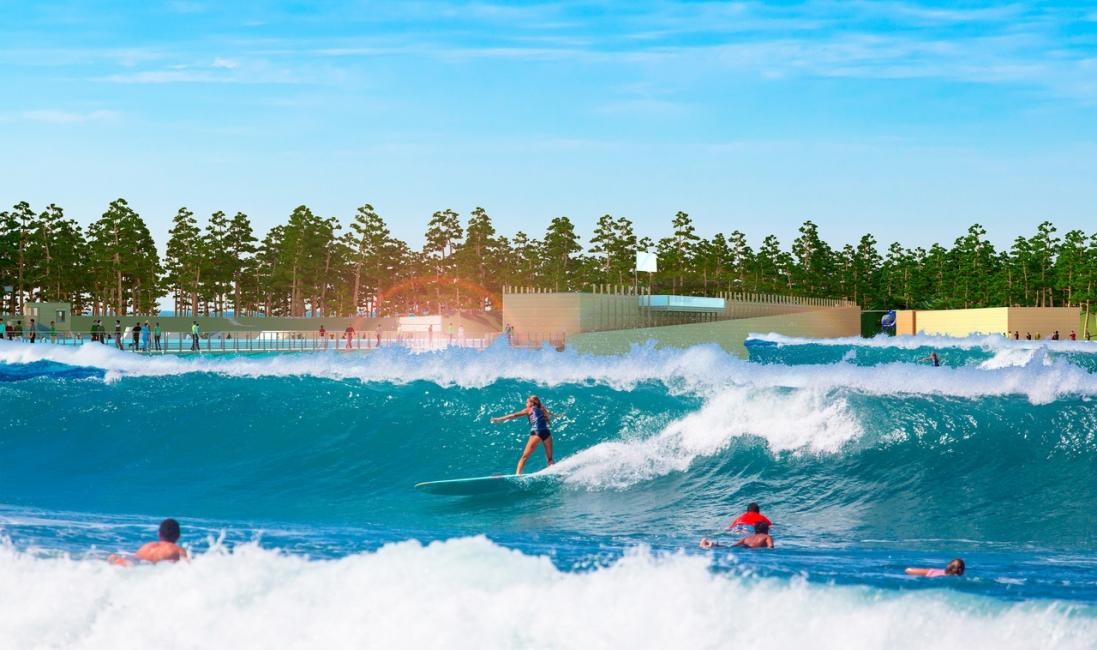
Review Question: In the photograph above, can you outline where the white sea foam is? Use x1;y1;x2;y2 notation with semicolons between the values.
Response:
553;386;863;488
0;338;1094;404
979;346;1050;370
0;536;1092;650
751;331;1097;353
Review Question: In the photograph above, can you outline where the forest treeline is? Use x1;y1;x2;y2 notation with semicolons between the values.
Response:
1;199;1095;319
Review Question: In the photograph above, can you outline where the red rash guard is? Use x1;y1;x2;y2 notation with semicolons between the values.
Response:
730;512;772;528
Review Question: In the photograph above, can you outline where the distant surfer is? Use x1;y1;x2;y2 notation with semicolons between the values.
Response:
108;518;188;566
700;522;774;549
491;395;554;475
920;351;940;367
905;558;965;578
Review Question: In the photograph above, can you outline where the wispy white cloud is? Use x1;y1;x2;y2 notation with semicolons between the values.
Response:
100;70;226;83
853;1;1026;25
98;58;299;84
19;109;120;124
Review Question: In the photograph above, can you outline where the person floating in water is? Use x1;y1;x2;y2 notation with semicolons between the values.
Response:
700;521;774;549
491;395;554;475
108;518;188;565
920;351;940;366
906;558;965;577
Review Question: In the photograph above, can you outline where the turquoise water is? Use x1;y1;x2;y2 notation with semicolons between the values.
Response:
2;337;1097;648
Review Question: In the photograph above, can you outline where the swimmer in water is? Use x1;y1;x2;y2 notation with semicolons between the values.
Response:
491;395;554;475
108;518;188;565
700;522;774;549
906;558;965;577
920;351;940;367
698;502;773;548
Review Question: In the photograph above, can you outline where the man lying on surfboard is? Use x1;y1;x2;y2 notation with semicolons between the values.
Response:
698;502;774;549
700;522;774;549
491;395;554;475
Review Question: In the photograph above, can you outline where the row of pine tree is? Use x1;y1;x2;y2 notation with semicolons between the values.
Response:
1;200;1095;319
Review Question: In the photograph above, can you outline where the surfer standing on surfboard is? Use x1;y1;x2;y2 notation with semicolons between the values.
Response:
491;395;554;475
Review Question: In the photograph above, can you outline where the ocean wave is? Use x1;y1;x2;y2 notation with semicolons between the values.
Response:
553;385;862;489
0;536;1092;650
750;332;1097;354
2;339;1097;404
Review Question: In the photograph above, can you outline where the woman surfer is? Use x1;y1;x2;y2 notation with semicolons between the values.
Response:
491;395;554;475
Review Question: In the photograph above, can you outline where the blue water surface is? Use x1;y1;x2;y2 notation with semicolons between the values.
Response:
2;337;1097;608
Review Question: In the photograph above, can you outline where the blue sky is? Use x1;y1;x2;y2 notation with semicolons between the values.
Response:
2;1;1096;251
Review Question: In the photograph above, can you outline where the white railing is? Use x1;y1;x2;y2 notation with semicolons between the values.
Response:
0;330;500;353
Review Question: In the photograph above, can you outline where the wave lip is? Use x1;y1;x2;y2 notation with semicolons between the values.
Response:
1;537;1094;650
553;385;862;489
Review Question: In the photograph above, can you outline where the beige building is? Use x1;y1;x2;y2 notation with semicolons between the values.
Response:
894;307;1081;339
502;287;861;356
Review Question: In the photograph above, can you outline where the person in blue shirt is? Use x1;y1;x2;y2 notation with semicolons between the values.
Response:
491;395;555;475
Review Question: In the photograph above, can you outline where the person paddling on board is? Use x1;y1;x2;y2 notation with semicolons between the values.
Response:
906;558;965;577
920;351;940;367
491;395;554;475
728;502;772;530
108;518;188;565
699;502;772;548
700;522;774;549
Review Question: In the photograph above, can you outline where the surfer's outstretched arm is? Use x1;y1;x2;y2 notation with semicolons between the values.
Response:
491;407;530;424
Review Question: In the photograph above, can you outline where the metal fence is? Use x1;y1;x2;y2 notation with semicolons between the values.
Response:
0;330;500;353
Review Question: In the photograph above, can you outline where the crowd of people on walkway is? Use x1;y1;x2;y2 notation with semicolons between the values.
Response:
83;319;167;352
1011;329;1091;341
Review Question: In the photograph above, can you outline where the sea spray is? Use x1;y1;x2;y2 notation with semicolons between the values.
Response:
0;537;1094;650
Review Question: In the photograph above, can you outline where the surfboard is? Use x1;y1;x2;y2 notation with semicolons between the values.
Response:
415;473;536;496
